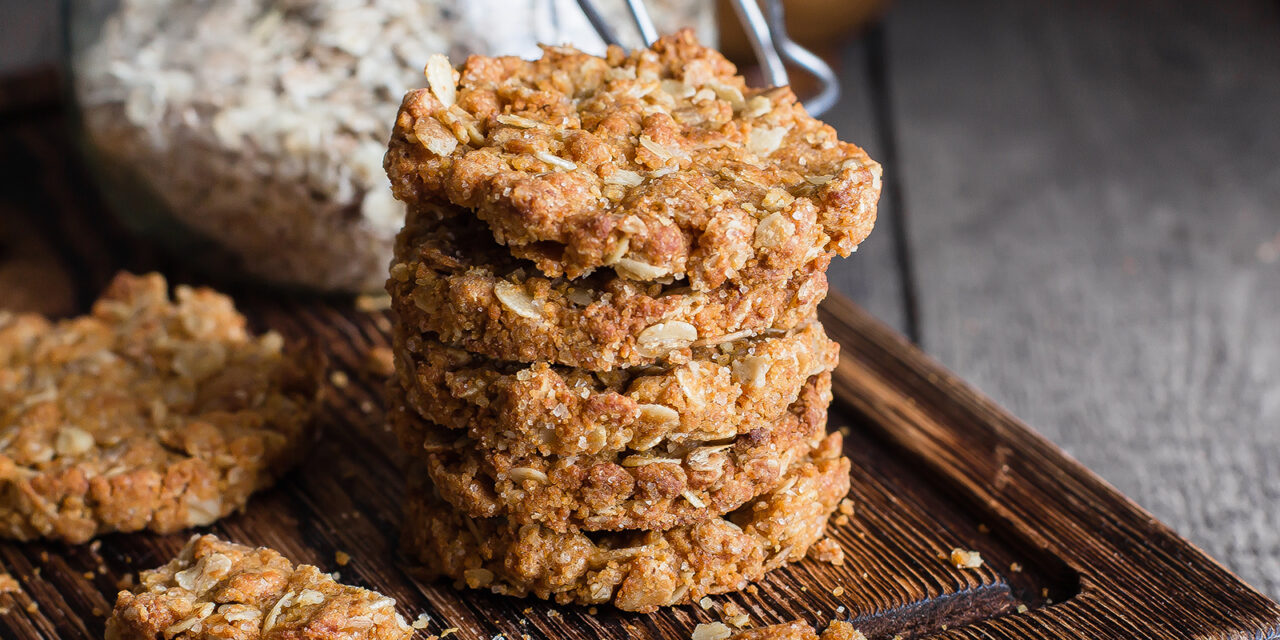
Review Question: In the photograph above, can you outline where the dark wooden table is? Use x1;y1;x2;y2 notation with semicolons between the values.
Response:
0;0;1276;621
824;0;1280;599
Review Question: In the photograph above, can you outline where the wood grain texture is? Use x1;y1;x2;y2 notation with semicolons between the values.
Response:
882;0;1280;597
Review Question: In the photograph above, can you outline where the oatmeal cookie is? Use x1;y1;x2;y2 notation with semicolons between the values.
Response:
388;203;829;371
106;534;411;640
0;272;319;543
391;372;831;532
726;621;864;640
385;30;880;291
401;431;850;613
394;319;837;458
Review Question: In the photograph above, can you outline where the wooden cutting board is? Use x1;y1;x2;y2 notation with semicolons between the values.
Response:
1;102;1278;640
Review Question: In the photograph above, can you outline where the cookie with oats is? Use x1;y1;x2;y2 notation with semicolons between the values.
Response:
106;534;412;640
727;620;864;640
393;319;837;458
401;431;850;613
385;30;880;292
391;372;831;533
0;272;318;543
387;202;829;372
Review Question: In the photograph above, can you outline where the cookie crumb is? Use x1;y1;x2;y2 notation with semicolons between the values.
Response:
1010;562;1023;573
721;601;749;628
25;602;38;613
692;621;732;640
0;573;18;594
699;596;715;610
1016;604;1029;614
366;346;396;377
831;586;844;597
838;499;854;516
356;293;392;312
335;551;351;566
808;538;845;566
949;548;984;569
330;370;350;388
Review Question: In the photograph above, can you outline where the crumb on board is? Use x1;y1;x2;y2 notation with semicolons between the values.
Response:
978;523;990;533
1010;562;1023;573
722;601;749;628
336;551;351;566
831;586;845;597
440;628;459;637
808;537;845;566
692;621;733;640
1017;604;1030;613
330;370;350;388
0;572;19;594
366;346;396;377
699;596;715;610
838;499;854;516
356;293;393;312
949;548;984;569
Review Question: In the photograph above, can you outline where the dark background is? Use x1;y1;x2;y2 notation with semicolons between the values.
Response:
2;0;1277;599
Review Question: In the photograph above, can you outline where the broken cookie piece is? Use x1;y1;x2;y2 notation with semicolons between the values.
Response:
0;272;319;543
106;535;412;640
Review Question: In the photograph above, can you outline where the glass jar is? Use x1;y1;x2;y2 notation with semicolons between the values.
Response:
66;0;716;293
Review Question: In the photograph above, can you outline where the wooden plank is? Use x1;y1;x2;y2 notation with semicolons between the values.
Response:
883;0;1280;597
819;296;1280;639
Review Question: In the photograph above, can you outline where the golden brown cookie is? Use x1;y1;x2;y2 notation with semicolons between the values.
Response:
385;30;880;291
387;203;829;371
393;319;837;458
391;372;831;532
726;620;864;640
106;534;412;640
0;272;319;543
401;431;849;613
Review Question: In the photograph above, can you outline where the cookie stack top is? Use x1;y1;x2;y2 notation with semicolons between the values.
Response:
386;29;881;370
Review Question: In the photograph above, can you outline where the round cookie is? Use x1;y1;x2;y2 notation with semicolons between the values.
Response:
387;203;829;371
385;30;881;292
400;431;851;613
0;272;319;543
390;372;831;532
393;319;838;458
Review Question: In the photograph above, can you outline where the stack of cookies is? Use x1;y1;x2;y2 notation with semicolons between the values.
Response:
383;31;881;613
